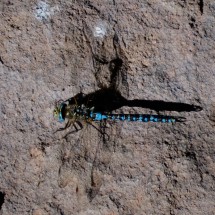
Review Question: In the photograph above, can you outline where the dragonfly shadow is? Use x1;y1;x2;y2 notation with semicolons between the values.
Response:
67;88;203;113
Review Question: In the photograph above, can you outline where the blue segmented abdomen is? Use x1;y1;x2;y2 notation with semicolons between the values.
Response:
89;112;185;123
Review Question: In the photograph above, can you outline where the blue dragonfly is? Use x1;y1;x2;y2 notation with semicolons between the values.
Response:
53;93;186;133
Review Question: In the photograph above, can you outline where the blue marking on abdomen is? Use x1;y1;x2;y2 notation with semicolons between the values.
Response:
116;115;120;120
121;115;125;120
162;118;166;123
168;118;175;123
89;112;178;123
92;113;108;121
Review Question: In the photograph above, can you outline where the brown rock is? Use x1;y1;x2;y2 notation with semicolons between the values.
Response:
0;1;214;214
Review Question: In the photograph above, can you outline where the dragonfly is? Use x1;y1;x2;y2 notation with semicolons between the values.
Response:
53;93;186;133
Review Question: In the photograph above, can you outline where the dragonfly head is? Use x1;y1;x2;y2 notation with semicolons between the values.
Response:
53;100;66;123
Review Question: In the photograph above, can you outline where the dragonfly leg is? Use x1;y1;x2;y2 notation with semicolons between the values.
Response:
65;119;75;129
62;121;84;139
75;121;84;130
54;119;75;134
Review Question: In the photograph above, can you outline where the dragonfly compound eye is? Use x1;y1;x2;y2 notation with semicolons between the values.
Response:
53;103;65;123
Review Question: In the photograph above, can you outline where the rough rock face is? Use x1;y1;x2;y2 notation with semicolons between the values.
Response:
0;0;215;214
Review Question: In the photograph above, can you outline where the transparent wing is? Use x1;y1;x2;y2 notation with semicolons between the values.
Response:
57;120;114;201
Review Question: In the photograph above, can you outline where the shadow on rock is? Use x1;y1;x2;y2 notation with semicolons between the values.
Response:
66;88;203;113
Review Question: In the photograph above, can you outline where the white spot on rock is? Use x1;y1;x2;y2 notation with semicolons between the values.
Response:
93;22;107;38
35;1;59;21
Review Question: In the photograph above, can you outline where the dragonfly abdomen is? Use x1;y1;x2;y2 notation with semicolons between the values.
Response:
90;113;185;123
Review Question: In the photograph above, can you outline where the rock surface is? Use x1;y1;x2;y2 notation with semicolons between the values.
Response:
0;0;215;214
